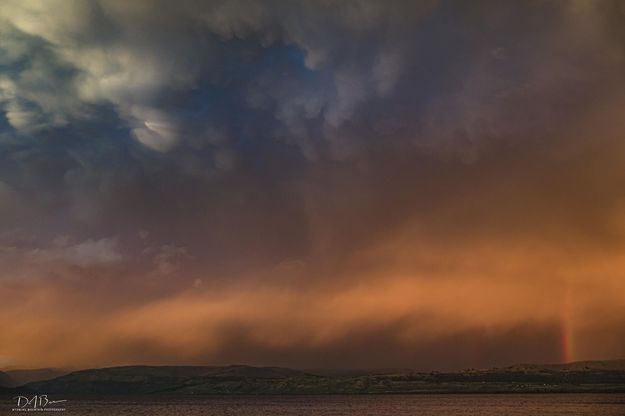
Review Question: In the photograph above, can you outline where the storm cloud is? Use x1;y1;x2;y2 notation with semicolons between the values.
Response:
1;0;625;370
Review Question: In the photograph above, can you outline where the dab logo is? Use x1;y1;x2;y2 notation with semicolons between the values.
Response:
11;395;67;412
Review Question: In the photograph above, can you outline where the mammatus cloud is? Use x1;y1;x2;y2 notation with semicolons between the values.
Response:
0;0;430;156
1;0;625;369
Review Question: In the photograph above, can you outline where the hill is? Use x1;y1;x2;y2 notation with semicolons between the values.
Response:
503;359;625;372
0;371;12;388
14;360;625;395
25;365;314;395
3;368;70;387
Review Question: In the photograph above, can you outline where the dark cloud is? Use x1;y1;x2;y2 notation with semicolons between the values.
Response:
1;0;625;369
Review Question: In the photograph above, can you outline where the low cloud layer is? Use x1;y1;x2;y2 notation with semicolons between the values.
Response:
1;0;625;370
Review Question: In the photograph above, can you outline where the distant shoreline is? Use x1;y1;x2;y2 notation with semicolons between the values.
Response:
2;360;624;396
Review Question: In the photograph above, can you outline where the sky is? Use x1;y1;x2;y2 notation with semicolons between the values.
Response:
1;0;625;371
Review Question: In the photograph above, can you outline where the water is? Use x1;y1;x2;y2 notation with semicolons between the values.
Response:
2;394;625;415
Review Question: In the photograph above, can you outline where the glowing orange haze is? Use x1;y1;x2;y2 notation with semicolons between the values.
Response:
2;238;624;370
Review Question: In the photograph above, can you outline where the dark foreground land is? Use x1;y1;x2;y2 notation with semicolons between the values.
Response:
1;360;624;395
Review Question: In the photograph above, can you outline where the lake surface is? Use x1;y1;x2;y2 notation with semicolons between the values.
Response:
3;394;625;415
